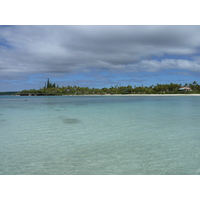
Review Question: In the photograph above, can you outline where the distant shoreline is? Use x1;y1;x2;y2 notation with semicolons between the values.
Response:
12;93;200;97
62;94;200;96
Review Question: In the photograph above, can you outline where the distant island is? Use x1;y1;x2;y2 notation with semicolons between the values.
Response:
0;91;20;95
12;79;200;96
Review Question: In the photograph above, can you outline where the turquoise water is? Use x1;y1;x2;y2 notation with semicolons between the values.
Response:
0;95;200;175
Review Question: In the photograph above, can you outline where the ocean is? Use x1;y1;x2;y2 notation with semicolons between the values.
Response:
0;95;200;175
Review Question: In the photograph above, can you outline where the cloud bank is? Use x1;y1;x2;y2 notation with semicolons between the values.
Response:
1;25;200;90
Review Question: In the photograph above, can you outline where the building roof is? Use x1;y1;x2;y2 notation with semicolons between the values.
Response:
178;87;192;91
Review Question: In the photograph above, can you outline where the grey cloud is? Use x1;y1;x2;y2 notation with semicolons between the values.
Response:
1;25;200;80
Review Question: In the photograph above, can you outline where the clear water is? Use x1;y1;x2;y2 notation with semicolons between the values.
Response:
0;95;200;175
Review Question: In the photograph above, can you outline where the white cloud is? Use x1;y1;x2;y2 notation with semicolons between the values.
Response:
125;58;200;73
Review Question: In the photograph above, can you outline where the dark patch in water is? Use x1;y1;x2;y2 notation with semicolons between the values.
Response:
61;117;81;124
75;103;88;106
55;109;61;111
0;119;7;122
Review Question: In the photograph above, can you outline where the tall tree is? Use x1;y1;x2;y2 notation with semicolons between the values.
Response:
47;78;50;88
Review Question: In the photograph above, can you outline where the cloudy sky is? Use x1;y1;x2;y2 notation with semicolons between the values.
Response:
1;25;200;91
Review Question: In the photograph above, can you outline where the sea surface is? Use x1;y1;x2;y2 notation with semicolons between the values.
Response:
0;95;200;175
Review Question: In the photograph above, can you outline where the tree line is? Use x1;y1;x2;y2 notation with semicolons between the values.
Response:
18;79;200;95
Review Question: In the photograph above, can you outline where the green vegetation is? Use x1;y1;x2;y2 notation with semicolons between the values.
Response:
16;79;200;96
46;78;59;89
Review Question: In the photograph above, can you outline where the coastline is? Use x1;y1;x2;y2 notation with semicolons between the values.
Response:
62;94;200;96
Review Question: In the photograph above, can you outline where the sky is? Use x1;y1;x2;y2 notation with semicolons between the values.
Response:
1;25;200;91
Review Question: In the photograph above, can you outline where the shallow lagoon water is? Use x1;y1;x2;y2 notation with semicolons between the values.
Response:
0;95;200;175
